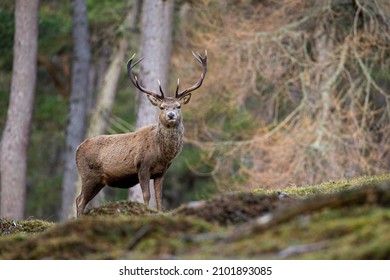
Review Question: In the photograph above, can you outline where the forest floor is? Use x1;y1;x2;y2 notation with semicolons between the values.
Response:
0;174;390;259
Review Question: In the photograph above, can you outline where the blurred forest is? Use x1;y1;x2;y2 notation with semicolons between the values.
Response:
0;0;389;221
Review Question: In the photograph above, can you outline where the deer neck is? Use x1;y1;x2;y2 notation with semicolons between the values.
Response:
156;122;184;159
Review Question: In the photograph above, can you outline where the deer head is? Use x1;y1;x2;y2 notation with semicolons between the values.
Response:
127;51;207;129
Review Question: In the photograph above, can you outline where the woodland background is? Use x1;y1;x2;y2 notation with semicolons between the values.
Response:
0;0;389;222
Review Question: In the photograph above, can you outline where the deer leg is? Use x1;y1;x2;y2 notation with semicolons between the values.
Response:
138;168;151;206
76;178;104;217
153;176;164;211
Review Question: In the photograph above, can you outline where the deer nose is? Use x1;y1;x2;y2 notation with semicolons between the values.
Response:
167;112;176;120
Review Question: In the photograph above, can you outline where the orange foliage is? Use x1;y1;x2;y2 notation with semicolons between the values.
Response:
173;0;390;190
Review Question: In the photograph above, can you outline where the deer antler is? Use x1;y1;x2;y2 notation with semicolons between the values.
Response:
176;50;208;99
127;54;164;99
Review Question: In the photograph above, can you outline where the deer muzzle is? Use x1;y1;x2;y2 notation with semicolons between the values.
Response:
167;111;176;120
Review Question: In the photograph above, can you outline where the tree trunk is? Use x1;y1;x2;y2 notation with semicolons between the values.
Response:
60;0;91;221
311;25;337;151
0;0;39;220
128;0;174;207
87;39;128;139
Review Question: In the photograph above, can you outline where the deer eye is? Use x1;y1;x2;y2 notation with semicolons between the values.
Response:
159;106;164;110
177;105;181;109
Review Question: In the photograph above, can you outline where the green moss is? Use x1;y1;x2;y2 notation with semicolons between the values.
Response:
0;218;55;235
181;206;390;260
0;214;215;259
298;208;390;259
84;200;158;216
254;173;390;198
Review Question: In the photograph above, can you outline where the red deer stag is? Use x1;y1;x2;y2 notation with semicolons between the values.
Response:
75;51;207;216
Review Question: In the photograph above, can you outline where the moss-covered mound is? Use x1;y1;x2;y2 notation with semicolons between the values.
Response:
254;173;390;198
0;218;55;235
174;192;296;225
0;215;215;259
0;174;389;260
192;206;390;260
209;183;390;260
84;200;158;216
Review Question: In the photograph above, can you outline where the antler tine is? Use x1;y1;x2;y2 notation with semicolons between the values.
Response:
127;54;162;99
175;78;180;97
191;51;202;64
176;50;208;99
157;80;165;98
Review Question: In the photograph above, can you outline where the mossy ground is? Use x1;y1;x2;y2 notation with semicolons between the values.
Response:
0;218;55;235
173;192;296;226
254;173;390;198
84;200;158;216
0;174;389;259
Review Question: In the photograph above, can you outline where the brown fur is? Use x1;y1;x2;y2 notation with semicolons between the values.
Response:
76;98;186;216
76;51;207;217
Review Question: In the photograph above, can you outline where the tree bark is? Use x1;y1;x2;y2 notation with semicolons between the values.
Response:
0;0;39;220
60;0;91;221
87;39;128;139
311;25;334;149
128;0;174;207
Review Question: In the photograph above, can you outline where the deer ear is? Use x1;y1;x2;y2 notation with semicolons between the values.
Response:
179;94;191;105
146;95;162;107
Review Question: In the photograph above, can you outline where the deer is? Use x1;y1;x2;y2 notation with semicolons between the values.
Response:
75;50;207;217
